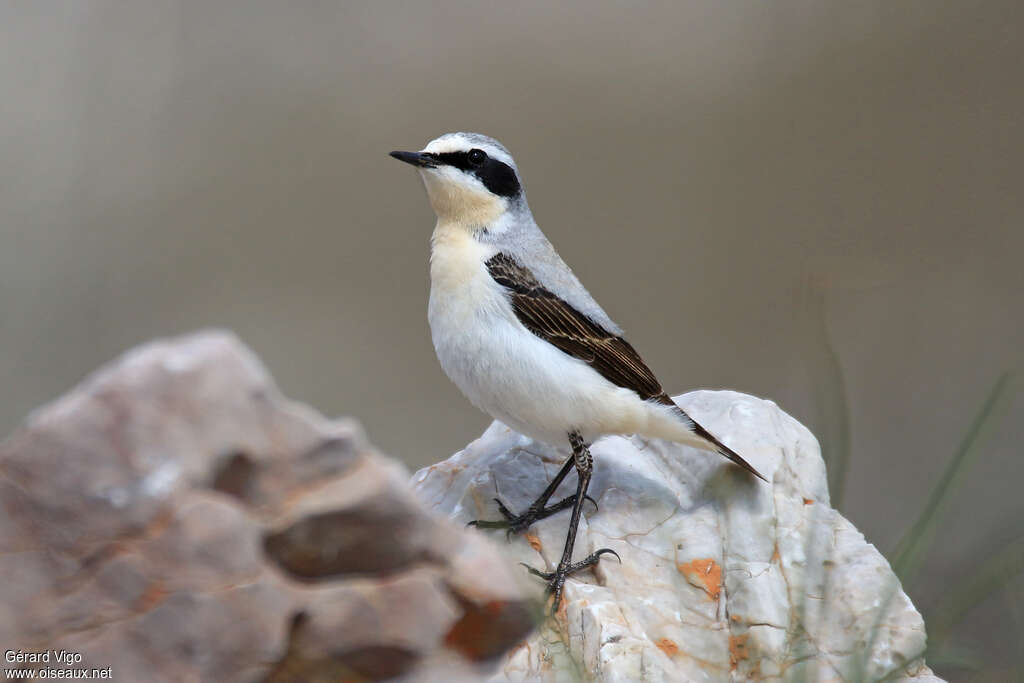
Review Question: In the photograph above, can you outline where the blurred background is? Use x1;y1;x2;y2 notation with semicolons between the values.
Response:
1;2;1021;678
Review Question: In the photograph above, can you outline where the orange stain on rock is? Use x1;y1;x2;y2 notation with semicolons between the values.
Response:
555;593;568;624
655;638;679;657
136;582;168;611
729;633;750;670
676;558;722;600
444;600;522;660
524;532;542;552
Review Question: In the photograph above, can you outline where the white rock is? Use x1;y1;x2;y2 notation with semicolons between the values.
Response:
413;390;943;682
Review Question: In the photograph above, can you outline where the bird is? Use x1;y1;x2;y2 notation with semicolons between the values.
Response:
390;132;766;614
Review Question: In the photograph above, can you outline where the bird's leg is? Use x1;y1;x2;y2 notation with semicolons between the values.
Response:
521;432;620;615
468;454;597;536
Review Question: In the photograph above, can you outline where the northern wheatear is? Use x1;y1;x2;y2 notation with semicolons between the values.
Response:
391;132;765;613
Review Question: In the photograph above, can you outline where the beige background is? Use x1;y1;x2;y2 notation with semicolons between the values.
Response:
2;2;1021;677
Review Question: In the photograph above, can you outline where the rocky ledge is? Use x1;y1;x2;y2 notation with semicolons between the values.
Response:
414;392;943;682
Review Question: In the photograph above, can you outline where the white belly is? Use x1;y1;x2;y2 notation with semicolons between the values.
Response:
427;225;679;446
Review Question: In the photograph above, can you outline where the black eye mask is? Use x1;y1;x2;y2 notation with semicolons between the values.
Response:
429;150;522;198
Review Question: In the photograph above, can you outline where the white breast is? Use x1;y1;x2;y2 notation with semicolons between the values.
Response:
427;225;515;418
427;224;504;334
426;223;665;445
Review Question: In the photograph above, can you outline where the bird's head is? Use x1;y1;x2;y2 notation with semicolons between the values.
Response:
391;132;525;229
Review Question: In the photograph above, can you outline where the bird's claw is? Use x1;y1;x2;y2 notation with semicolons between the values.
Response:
520;548;621;615
494;497;517;520
467;494;600;538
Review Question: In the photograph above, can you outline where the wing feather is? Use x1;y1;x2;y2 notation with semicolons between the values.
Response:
485;252;767;482
486;252;664;400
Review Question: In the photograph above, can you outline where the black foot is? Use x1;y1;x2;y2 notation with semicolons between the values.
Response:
520;548;621;615
468;495;599;538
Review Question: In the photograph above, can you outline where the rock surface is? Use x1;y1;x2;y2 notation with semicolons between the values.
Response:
0;331;533;682
413;391;944;682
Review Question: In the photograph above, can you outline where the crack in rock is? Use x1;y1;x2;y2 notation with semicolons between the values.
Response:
415;389;944;683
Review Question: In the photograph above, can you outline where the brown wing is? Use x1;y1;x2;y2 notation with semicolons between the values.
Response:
485;252;668;402
485;252;768;482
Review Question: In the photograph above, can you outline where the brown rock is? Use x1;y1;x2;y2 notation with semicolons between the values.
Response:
0;331;533;682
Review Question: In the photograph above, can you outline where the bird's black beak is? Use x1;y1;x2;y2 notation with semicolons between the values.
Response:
389;151;436;168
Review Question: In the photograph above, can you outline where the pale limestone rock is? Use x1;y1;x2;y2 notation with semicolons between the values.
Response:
413;391;943;682
0;331;532;682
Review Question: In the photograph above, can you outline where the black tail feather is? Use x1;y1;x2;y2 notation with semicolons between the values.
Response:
689;418;769;482
658;395;768;482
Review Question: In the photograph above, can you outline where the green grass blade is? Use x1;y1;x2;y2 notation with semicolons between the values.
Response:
815;318;851;512
926;534;1024;651
799;275;852;511
890;372;1014;584
855;372;1014;681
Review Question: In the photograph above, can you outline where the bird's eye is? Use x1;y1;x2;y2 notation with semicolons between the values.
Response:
467;149;487;166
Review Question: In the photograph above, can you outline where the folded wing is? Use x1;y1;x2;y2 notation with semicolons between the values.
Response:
486;252;766;482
